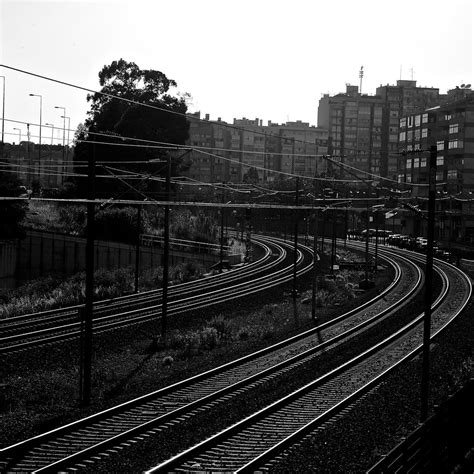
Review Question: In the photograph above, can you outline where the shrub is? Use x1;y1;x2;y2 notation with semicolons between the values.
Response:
208;315;233;340
200;327;219;349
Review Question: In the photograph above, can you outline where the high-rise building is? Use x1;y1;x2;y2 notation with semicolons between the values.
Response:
376;80;440;180
398;91;474;241
319;85;383;180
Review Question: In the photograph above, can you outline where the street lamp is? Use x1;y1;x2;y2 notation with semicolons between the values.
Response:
29;93;42;182
55;106;66;179
13;127;21;160
45;123;54;146
61;115;71;164
0;76;5;160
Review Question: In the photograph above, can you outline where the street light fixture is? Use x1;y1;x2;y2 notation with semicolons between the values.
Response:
61;115;71;164
45;123;54;146
1;76;5;160
29;93;42;182
55;106;66;178
13;127;21;160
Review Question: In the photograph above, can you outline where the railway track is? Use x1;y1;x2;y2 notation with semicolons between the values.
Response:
0;235;312;354
0;244;431;472
147;248;472;473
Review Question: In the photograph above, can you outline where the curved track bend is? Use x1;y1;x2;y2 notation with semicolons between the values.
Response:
1;235;311;354
0;243;429;473
148;248;472;473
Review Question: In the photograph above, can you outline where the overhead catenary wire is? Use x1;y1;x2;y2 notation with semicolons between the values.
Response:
1;64;425;191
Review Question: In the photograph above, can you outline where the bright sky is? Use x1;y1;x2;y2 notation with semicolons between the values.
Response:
1;0;472;146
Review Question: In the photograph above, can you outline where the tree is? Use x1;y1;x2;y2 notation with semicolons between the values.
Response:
0;171;27;239
243;167;260;184
74;59;190;199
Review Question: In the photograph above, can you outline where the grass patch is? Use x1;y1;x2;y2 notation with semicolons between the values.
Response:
0;261;206;319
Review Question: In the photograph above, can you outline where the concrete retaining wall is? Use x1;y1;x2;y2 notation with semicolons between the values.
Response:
1;231;242;288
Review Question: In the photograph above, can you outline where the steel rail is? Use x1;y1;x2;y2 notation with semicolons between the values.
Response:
148;252;471;473
0;237;274;331
1;238;299;352
0;248;420;472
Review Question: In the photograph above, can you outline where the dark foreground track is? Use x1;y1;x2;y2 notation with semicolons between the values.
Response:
0;240;441;473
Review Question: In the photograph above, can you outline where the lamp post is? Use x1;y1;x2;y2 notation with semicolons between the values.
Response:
45;123;54;146
1;76;5;160
55;106;66;178
61;115;71;164
29;93;42;182
13;127;21;160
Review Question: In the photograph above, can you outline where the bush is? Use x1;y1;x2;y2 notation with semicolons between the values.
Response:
94;207;139;244
208;315;233;340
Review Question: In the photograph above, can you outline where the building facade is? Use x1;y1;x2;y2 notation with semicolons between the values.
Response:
398;91;474;242
184;114;328;184
319;85;383;180
376;80;440;180
1;141;73;190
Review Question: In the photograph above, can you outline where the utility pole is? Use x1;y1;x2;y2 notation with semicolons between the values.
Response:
26;123;31;187
134;205;142;293
161;154;171;343
81;143;96;406
365;201;370;284
331;210;337;272
292;177;299;300
420;145;437;422
311;210;318;321
292;177;300;324
219;189;225;273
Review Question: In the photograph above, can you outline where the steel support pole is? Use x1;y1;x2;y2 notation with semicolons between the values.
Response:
420;145;437;421
311;211;318;321
134;205;141;293
82;143;95;406
161;155;171;342
292;178;299;299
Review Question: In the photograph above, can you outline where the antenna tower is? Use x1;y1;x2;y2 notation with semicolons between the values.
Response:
359;66;364;93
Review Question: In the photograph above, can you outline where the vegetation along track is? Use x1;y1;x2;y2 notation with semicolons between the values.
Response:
0;246;432;472
0;235;313;354
146;249;472;473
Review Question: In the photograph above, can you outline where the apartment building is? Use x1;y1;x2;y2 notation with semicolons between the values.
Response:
376;80;440;180
1;141;72;190
185;115;328;184
319;85;383;180
398;90;474;241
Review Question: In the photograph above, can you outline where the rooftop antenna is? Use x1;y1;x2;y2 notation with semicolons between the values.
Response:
410;67;415;80
400;65;402;80
359;66;364;93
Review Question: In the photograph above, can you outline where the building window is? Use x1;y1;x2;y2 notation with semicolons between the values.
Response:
399;131;406;141
444;113;452;120
422;128;428;138
415;115;421;127
449;123;459;134
406;175;412;183
437;156;444;166
400;117;407;128
447;169;457;180
422;113;428;123
406;159;412;169
413;158;419;168
398;174;404;183
407;116;414;128
448;139;463;149
437;140;445;151
420;157;427;167
436;171;444;182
